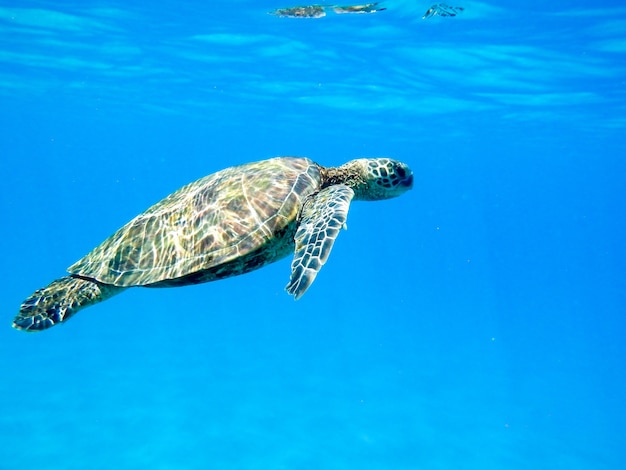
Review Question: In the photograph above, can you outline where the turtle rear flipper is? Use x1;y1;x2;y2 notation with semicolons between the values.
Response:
286;184;354;299
13;277;122;332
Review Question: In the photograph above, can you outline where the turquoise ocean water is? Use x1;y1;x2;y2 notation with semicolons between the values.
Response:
1;1;625;468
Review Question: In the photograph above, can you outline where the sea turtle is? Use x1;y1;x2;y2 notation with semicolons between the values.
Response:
13;156;413;332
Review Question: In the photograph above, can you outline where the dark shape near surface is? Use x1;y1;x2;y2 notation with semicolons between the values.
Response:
422;3;465;19
13;156;413;332
270;3;386;18
333;3;387;14
270;5;326;18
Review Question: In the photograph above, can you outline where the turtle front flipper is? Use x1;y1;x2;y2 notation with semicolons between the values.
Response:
13;276;123;332
286;184;354;299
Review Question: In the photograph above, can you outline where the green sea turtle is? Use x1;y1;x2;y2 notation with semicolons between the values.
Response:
13;156;413;332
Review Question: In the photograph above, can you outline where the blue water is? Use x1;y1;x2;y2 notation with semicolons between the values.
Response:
1;0;625;468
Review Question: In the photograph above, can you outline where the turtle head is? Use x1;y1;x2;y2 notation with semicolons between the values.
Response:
350;158;413;201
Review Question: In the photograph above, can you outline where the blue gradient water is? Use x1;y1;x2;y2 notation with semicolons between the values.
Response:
1;1;624;468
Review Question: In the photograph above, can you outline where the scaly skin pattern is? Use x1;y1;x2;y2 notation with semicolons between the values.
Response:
13;276;122;331
286;185;355;299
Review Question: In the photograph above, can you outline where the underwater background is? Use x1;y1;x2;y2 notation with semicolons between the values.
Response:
1;0;625;468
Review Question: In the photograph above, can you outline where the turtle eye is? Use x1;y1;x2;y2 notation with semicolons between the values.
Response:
396;166;407;178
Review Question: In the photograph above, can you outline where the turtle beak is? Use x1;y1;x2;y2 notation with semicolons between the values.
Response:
401;172;414;189
393;162;413;191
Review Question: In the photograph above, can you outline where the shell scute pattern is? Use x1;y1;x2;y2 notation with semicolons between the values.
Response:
69;157;321;287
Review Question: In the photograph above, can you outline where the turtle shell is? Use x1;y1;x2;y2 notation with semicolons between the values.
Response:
68;157;322;287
